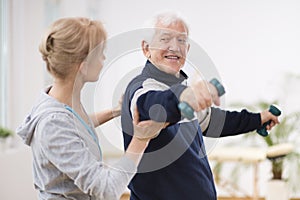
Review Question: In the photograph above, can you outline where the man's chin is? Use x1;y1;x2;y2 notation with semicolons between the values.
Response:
162;65;181;75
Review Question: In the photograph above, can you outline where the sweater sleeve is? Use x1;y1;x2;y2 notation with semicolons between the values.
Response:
203;107;261;138
132;83;186;124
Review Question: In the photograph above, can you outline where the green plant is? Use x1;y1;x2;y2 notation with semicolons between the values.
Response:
211;73;300;196
246;102;299;175
226;100;300;194
0;126;13;138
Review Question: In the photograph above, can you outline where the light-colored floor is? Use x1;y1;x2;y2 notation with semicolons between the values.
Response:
121;194;300;200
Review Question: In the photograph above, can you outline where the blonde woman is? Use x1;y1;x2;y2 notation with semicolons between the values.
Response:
17;17;166;200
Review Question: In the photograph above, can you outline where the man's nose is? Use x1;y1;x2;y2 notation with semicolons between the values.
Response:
168;37;180;51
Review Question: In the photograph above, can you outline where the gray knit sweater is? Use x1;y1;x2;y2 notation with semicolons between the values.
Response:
17;87;136;200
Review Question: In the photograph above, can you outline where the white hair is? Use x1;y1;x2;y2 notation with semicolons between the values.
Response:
142;11;190;43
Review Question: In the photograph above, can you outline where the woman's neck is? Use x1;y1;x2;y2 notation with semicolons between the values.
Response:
48;78;83;110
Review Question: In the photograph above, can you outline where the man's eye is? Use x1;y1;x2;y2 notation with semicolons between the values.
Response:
160;37;170;42
178;38;187;44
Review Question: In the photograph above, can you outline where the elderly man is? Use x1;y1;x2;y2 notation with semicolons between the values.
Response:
121;12;279;200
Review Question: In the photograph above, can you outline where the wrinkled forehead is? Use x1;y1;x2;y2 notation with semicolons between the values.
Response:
155;20;188;36
154;29;188;39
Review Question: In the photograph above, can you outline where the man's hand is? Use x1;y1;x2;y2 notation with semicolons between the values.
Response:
207;83;221;106
260;109;280;130
180;80;213;112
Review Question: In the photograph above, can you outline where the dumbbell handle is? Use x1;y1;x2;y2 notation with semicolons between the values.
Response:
178;78;225;120
256;105;281;137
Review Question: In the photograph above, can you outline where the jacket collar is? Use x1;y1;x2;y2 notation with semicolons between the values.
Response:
142;60;188;86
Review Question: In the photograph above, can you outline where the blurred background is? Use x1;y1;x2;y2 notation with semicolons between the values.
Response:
1;0;300;199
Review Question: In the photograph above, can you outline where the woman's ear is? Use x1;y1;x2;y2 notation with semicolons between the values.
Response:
79;61;88;75
142;40;151;58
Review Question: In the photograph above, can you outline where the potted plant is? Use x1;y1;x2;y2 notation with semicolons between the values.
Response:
211;74;300;199
0;126;14;151
223;100;300;200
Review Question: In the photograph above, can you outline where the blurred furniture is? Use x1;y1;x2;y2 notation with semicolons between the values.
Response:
0;146;38;200
208;146;266;200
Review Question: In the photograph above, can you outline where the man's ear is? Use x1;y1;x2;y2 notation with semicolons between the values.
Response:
142;40;151;58
187;43;190;53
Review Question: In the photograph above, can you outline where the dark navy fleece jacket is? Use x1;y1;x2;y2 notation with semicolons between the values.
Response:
121;61;261;200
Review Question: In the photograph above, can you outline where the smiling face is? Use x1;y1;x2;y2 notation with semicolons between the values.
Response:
142;20;190;75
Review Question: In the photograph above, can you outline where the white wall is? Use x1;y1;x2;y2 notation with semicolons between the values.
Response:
1;1;45;199
8;0;45;130
97;0;300;103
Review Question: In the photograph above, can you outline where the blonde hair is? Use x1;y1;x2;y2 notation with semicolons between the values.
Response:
39;17;107;79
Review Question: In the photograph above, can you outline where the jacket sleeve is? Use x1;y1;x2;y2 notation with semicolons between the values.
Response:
202;107;261;138
131;83;186;124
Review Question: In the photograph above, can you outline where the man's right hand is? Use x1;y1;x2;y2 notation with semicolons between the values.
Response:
179;80;213;112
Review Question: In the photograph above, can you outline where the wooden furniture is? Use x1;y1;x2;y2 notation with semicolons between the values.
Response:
208;146;267;200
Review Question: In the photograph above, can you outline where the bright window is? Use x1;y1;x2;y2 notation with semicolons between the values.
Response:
0;0;8;126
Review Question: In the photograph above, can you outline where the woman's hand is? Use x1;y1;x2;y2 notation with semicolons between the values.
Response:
132;107;169;140
112;94;124;118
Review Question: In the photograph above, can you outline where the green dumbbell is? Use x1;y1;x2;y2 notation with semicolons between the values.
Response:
178;78;225;120
256;105;281;137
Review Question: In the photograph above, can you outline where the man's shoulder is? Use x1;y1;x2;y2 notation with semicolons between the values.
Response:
125;74;146;93
126;75;169;91
127;74;146;86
